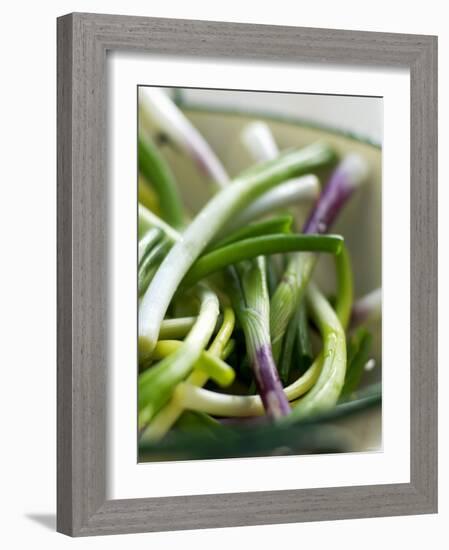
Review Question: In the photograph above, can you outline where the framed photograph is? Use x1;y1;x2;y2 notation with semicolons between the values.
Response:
57;12;437;536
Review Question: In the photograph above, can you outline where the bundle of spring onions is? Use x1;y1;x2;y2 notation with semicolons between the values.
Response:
137;89;382;461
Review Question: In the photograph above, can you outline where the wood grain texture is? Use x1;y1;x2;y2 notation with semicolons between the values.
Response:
57;14;74;536
409;37;438;509
56;12;438;536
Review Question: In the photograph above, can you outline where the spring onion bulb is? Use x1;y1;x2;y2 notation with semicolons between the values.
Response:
303;154;369;233
241;121;280;162
350;287;382;329
139;88;229;187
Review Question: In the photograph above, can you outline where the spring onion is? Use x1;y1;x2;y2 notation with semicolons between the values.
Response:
139;143;337;360
350;287;382;329
270;154;368;359
181;234;343;289
141;307;235;442
230;258;291;418
138;286;219;429
138;135;185;228
139;87;229;187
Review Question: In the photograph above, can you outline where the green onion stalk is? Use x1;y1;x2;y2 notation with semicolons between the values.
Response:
138;227;163;264
208;214;293;251
341;328;373;398
138;143;337;361
181;233;343;289
158;316;198;340
278;306;300;385
139;87;229;188
138;206;181;296
138;239;172;298
148;340;234;386
270;153;369;360
138;135;185;228
296;302;314;372
229;258;291;419
286;282;347;420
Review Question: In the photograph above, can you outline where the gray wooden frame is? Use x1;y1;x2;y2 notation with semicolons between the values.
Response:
57;12;438;536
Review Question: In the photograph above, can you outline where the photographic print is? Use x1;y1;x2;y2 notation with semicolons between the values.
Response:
57;14;437;534
137;86;382;462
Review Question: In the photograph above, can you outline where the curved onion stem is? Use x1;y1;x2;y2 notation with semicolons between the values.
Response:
140;308;235;442
148;340;235;387
208;215;293;251
181;234;343;289
173;354;322;418
286;283;346;420
138;286;219;429
158;316;197;339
